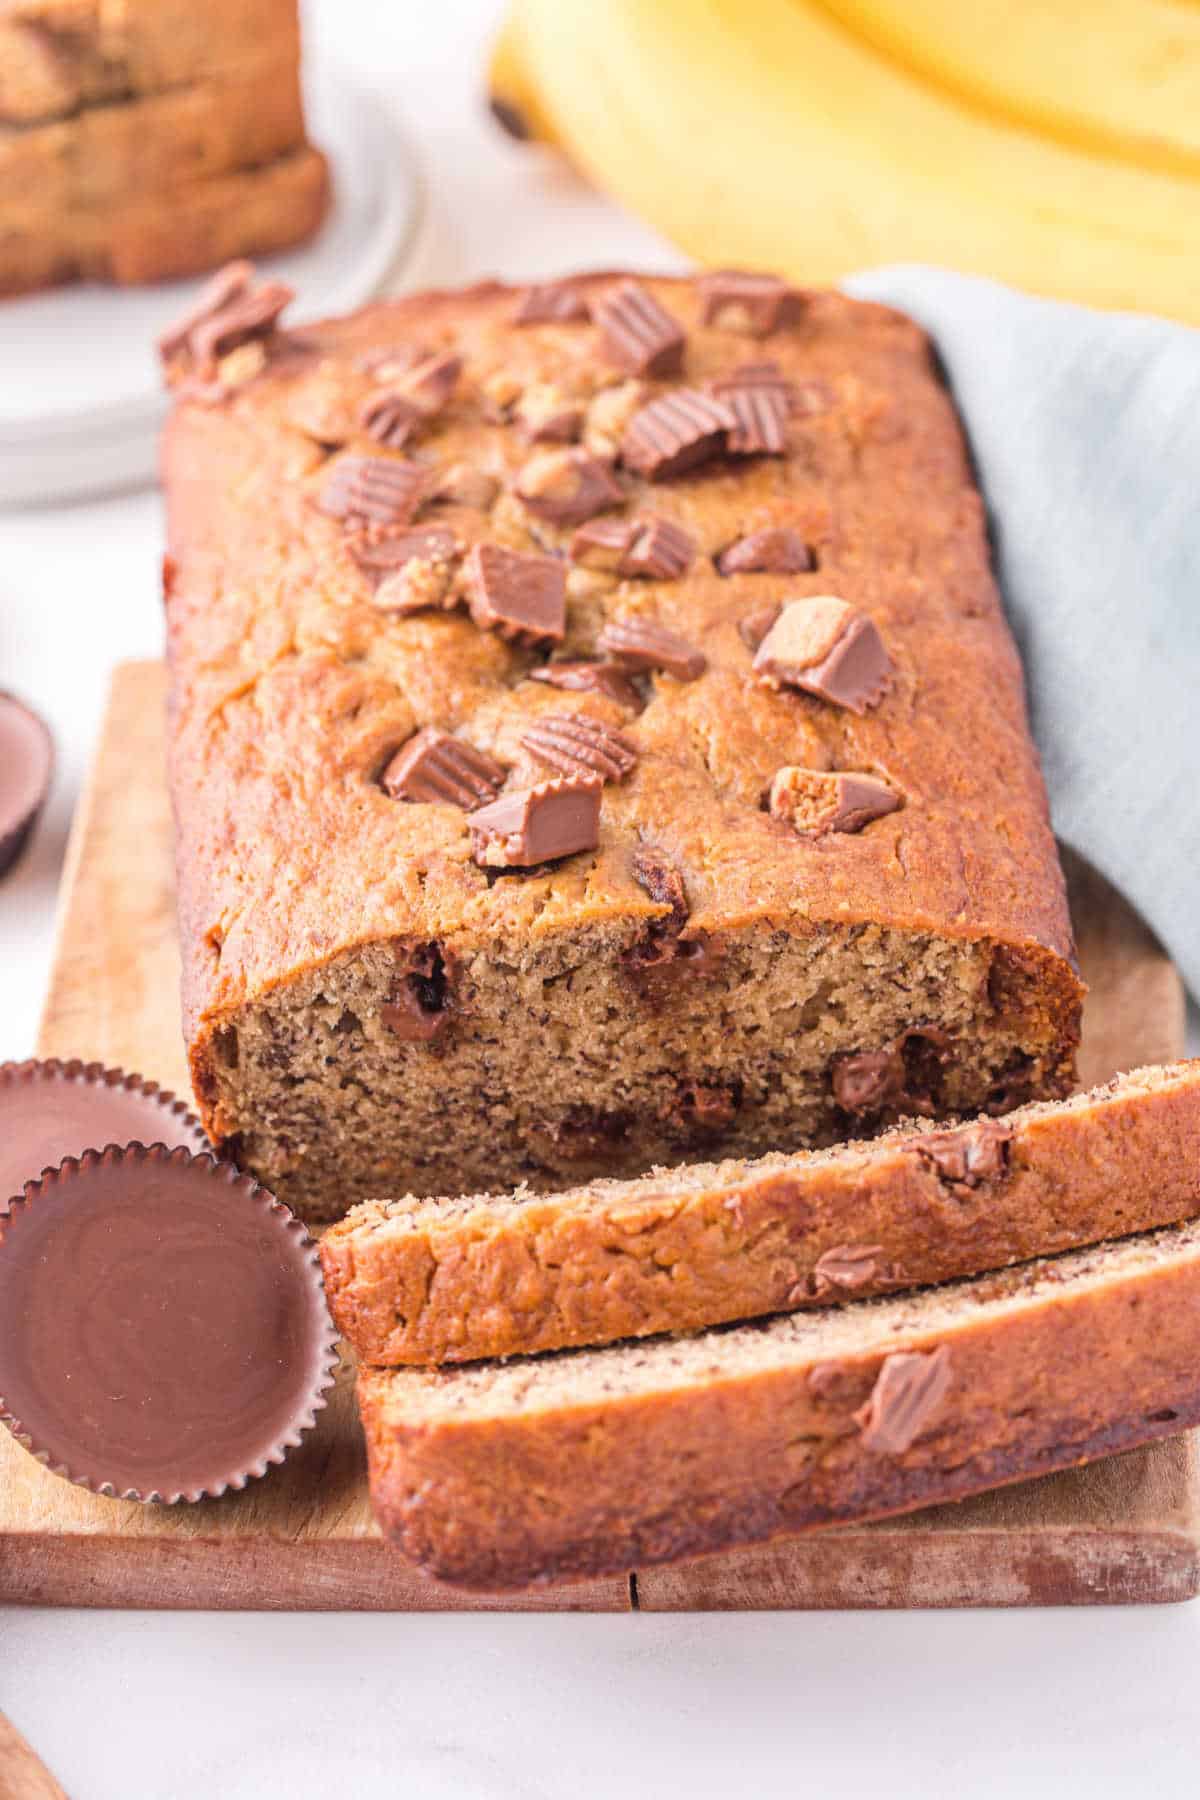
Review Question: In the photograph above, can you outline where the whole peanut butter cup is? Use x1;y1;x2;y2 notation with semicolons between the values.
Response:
0;1146;338;1502
0;693;53;879
0;1059;209;1206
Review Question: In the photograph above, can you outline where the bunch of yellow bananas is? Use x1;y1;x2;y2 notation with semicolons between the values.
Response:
490;0;1200;324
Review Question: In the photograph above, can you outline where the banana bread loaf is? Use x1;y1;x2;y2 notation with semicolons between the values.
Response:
321;1061;1200;1364
161;268;1083;1223
360;1212;1200;1588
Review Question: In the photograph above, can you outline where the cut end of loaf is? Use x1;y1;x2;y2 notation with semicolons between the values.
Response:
193;917;1081;1223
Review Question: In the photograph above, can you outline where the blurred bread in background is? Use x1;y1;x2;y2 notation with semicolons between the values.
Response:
0;0;327;294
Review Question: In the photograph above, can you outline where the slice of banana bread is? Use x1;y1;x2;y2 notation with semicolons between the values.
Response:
321;1061;1200;1364
162;271;1083;1222
1;144;327;293
360;1214;1200;1588
0;56;306;216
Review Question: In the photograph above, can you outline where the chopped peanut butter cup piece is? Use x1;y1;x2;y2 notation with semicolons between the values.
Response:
358;390;423;450
468;777;602;869
514;448;624;527
569;516;636;571
466;543;566;644
394;351;461;417
528;660;644;711
352;526;459;583
768;767;901;836
854;1347;952;1454
593;281;686;378
718;527;813;576
523;714;638;783
698;271;804;336
831;1049;904;1113
622;515;695;579
598;618;706;682
571;514;694;580
912;1119;1013;1189
710;360;797;411
738;603;783;652
317;455;429;529
809;1243;888;1298
382;946;452;1042
158;261;293;374
383;728;506;807
369;530;462;615
753;596;892;714
721;385;789;456
514;282;590;326
621;389;734;480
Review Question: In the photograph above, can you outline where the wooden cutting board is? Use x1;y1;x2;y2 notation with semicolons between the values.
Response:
1;660;1196;1612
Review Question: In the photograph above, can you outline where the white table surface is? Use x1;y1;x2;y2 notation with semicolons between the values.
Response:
2;4;1198;1794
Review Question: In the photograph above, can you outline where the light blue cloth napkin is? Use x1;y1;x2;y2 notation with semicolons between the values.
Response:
842;266;1200;1000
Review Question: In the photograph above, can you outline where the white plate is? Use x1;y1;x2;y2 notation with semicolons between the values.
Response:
0;67;422;506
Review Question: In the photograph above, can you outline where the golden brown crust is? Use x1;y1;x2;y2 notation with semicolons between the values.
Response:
163;273;1082;1209
0;143;328;293
321;1062;1200;1364
360;1219;1200;1589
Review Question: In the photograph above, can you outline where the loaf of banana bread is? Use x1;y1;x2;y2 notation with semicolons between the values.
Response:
161;268;1083;1222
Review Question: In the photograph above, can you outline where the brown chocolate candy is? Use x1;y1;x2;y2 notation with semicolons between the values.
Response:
468;776;602;869
597;618;707;681
351;526;460;585
157;259;254;363
722;386;789;457
710;360;797;411
831;1049;904;1114
0;1146;336;1500
697;271;804;336
738;603;783;652
913;1119;1014;1189
158;262;293;376
382;727;506;807
666;1079;740;1137
522;714;638;783
0;1059;207;1206
528;660;644;711
621;389;734;480
809;1243;887;1298
593;281;686;378
514;282;590;326
753;597;893;714
854;1347;952;1454
317;454;429;529
358;390;423;451
717;528;813;576
381;945;451;1042
571;513;694;580
394;351;461;417
768;767;901;836
514;448;625;528
0;693;53;880
466;542;566;644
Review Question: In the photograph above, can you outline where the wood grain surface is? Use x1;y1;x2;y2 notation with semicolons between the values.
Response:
0;660;1194;1612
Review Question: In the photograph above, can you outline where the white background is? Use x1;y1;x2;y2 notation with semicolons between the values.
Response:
2;3;1199;1794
